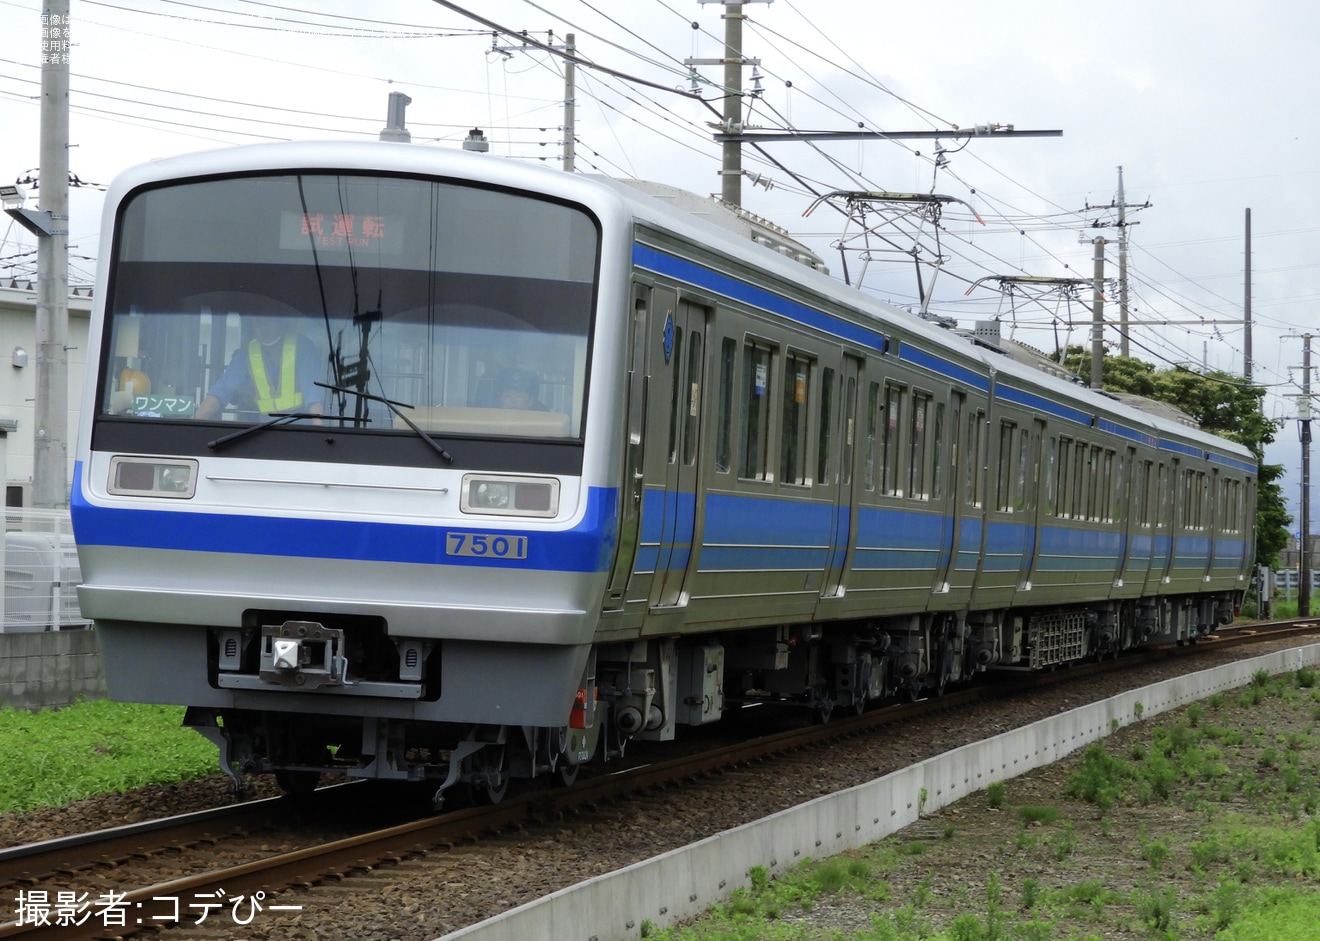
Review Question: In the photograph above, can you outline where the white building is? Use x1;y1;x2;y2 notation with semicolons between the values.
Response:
0;279;92;509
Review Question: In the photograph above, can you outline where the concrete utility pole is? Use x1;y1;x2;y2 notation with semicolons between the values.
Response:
1090;237;1106;389
1081;167;1148;359
1116;168;1130;358
686;0;770;208
719;2;744;207
562;33;576;172
1301;334;1313;618
1244;208;1253;381
35;0;71;509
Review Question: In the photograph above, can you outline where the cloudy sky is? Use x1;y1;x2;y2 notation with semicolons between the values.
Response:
1;0;1316;533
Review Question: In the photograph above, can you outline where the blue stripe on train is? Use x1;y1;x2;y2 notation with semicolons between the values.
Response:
70;463;619;573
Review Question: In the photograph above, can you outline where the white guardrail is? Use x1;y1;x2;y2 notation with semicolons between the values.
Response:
2;508;90;633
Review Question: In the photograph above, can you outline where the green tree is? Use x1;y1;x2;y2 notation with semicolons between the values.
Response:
1058;346;1289;566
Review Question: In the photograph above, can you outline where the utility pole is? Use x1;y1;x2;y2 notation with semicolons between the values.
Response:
491;30;577;171
1090;237;1106;389
35;0;71;509
1116;168;1130;358
1244;208;1253;381
1082;167;1148;358
687;0;770;208
1300;334;1313;618
719;2;743;206
562;33;576;172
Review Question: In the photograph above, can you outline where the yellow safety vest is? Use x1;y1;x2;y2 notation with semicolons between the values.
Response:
248;336;302;412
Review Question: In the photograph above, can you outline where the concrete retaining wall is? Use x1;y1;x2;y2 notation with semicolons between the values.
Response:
0;629;106;710
441;644;1320;941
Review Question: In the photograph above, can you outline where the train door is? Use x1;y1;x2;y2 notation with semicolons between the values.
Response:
1200;468;1219;583
820;356;861;598
644;294;708;609
602;285;651;613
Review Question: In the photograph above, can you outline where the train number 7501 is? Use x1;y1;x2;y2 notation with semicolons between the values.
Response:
445;532;528;560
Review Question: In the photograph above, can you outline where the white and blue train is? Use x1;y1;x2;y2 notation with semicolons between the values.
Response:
72;141;1256;802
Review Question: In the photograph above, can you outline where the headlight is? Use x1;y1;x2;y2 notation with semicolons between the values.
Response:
460;474;559;517
107;456;198;499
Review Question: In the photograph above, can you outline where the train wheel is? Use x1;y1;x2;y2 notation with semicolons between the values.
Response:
472;747;509;805
813;696;834;724
552;760;580;788
275;769;320;797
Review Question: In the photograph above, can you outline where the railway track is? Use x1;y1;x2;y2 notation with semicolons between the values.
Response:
2;619;1315;940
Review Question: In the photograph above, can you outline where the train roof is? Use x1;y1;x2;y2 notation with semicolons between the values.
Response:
588;173;1254;466
103;140;1254;467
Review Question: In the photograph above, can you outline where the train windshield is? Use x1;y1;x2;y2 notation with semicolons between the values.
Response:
100;173;598;441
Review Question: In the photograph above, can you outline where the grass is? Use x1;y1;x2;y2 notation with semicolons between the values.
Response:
648;667;1320;941
0;700;216;814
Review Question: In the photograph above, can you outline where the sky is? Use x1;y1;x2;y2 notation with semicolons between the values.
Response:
0;0;1316;537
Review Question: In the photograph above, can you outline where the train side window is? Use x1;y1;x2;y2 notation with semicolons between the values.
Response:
739;341;773;480
781;351;812;486
817;366;836;486
882;383;904;496
715;337;735;473
946;393;963;504
682;330;703;466
1072;443;1088;520
931;401;946;500
965;409;984;508
1056;438;1071;518
1137;460;1152;526
864;382;879;491
1103;448;1114;519
994;420;1012;512
1016;426;1031;512
666;326;683;465
1156;463;1170;529
1087;446;1103;521
839;374;856;487
909;392;930;500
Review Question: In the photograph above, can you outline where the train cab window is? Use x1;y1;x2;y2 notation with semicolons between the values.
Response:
715;337;736;473
780;352;812;486
101;174;596;443
881;384;904;496
739;341;774;480
817;366;836;486
909;392;930;500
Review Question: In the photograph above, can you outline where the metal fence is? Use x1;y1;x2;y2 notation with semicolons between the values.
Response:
2;507;90;632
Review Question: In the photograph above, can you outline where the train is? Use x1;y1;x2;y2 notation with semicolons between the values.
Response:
71;140;1256;805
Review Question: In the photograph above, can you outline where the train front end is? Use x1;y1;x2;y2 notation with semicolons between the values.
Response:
71;142;625;800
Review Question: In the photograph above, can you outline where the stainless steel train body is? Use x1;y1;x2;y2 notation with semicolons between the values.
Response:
72;140;1256;800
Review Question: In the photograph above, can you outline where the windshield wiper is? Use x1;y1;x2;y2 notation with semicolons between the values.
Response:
315;381;453;463
207;412;326;451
